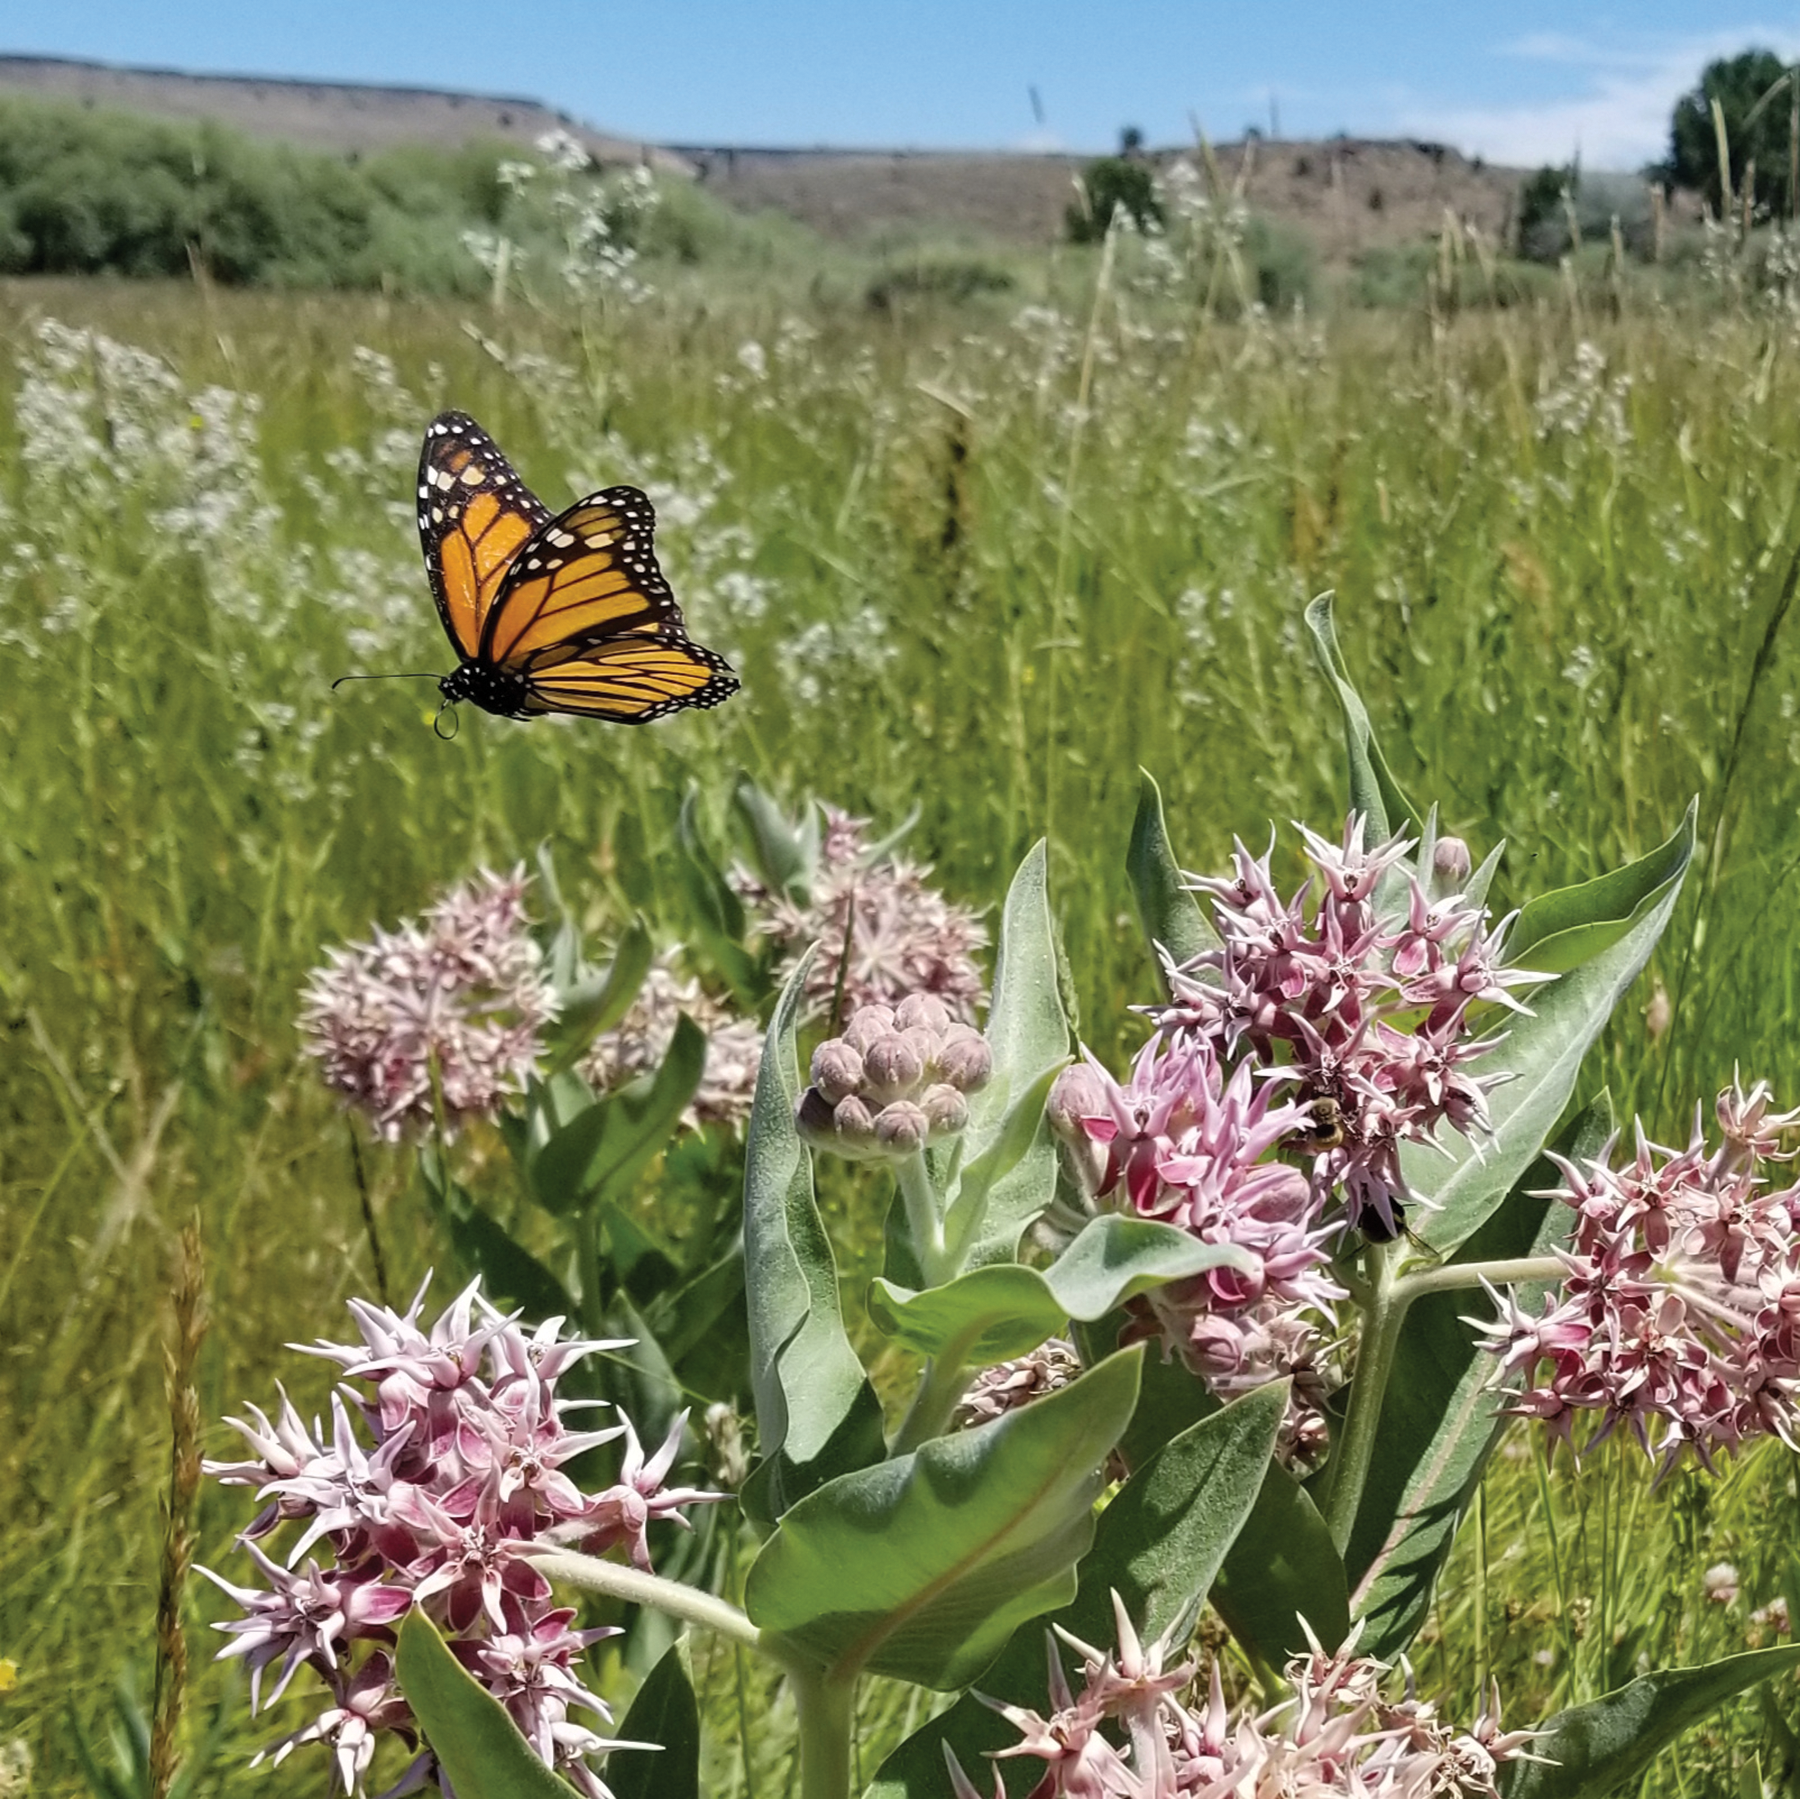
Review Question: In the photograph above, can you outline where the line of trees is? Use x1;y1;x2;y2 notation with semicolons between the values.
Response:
0;96;525;290
1666;48;1797;218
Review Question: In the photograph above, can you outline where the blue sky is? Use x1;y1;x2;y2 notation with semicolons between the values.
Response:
7;4;1800;167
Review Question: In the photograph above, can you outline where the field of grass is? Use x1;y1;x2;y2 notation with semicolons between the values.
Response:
7;239;1800;1797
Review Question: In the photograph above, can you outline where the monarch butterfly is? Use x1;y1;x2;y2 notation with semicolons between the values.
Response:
406;411;739;726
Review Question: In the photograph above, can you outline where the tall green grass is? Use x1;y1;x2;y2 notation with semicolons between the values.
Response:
5;258;1800;1795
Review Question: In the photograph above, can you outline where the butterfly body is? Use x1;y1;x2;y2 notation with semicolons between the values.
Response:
414;411;739;724
438;658;533;717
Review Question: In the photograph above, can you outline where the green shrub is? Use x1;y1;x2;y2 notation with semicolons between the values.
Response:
1067;156;1164;243
1668;47;1795;215
865;256;1014;310
0;97;502;290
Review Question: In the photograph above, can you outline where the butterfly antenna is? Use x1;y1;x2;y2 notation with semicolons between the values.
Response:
331;671;443;690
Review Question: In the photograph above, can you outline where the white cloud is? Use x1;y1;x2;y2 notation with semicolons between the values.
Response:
1398;27;1800;171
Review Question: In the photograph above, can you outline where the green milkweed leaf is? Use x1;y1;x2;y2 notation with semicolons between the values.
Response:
866;1382;1285;1797
748;1348;1142;1690
741;955;885;1527
395;1611;571;1799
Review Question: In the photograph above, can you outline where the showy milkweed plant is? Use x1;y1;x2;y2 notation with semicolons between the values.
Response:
210;599;1800;1799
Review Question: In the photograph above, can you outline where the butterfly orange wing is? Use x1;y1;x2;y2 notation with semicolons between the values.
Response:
481;488;685;667
416;412;550;660
484;483;740;722
519;636;741;722
417;410;740;725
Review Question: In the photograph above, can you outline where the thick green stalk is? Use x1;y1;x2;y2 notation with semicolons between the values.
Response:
789;1666;856;1799
891;1345;975;1455
532;1546;856;1797
896;1150;948;1285
1390;1254;1565;1305
1323;1247;1568;1555
526;1548;768;1655
1321;1237;1402;1555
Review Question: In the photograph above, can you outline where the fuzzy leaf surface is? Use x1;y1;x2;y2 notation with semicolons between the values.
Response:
866;1382;1285;1798
395;1611;570;1799
1211;1460;1348;1670
1408;802;1695;1254
742;957;885;1526
1128;768;1216;981
609;1642;699;1799
748;1348;1141;1689
1507;819;1696;971
1504;1646;1800;1799
959;842;1073;1268
1304;593;1420;844
869;1216;1252;1367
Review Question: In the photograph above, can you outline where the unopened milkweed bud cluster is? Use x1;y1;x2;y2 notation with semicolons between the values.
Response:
796;994;992;1159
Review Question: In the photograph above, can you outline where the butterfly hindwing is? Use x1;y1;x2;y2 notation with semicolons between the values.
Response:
417;412;551;660
520;637;740;723
482;487;679;669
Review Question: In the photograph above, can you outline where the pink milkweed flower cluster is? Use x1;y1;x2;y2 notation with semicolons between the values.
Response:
201;1277;724;1798
1048;1041;1342;1464
955;1339;1084;1429
1047;816;1546;1461
949;1596;1541;1799
300;868;556;1142
1157;816;1547;1241
732;805;988;1022
1479;1078;1800;1472
580;949;763;1130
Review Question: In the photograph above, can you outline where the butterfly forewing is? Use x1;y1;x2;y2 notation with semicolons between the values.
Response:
481;488;678;669
417;412;550;660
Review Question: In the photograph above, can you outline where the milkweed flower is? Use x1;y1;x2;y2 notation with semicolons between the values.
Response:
956;1339;1084;1428
299;868;556;1142
1049;1035;1341;1464
580;950;762;1130
1052;815;1546;1460
201;1277;724;1798
1155;815;1548;1239
1478;1078;1800;1471
951;1596;1543;1799
733;805;988;1022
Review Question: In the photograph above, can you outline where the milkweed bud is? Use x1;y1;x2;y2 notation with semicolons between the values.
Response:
1431;835;1473;895
1047;1063;1107;1140
874;1100;930;1156
810;1039;864;1104
864;1033;925;1101
895;993;952;1036
1047;1062;1109;1195
934;1025;992;1093
842;1004;896;1055
795;991;992;1158
796;1087;837;1140
919;1082;969;1136
832;1094;877;1147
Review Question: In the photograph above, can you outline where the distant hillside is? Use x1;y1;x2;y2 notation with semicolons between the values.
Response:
678;139;1530;258
0;53;690;172
0;53;1570;263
